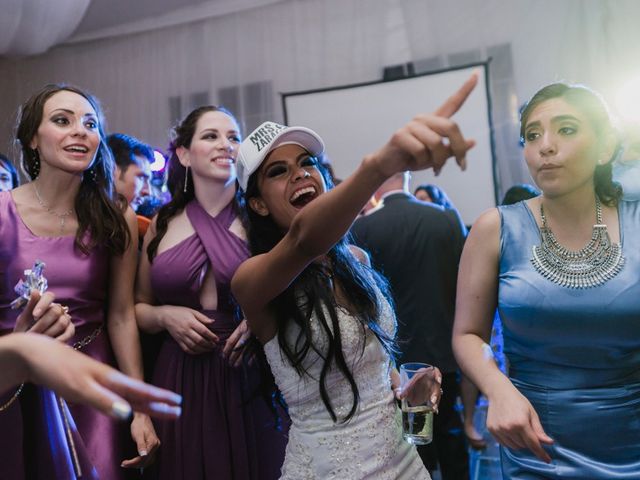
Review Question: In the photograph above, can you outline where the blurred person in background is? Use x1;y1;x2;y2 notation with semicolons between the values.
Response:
0;153;19;191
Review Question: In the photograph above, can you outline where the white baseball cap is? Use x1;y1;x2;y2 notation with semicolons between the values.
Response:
236;121;325;190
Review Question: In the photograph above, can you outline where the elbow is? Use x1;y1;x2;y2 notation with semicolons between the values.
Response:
451;326;474;364
451;333;463;364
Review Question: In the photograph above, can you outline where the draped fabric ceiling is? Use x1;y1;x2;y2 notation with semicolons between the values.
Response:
0;0;638;209
0;0;91;55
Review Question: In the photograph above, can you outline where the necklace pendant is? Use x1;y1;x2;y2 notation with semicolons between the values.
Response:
531;200;624;288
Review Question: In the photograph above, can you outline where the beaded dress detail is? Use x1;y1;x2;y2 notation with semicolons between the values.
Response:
263;293;430;480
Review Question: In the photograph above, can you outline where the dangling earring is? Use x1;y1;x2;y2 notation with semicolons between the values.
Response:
83;167;98;183
31;148;40;178
184;165;189;193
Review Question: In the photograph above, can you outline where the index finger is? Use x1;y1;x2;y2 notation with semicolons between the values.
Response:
105;371;183;408
433;72;479;118
191;321;219;344
222;328;241;356
523;428;551;463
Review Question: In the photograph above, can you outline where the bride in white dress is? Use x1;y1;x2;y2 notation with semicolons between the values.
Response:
231;74;477;479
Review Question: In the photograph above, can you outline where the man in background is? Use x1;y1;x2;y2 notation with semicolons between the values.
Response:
107;133;153;211
351;171;469;480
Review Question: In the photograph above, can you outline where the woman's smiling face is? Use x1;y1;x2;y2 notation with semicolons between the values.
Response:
248;144;326;230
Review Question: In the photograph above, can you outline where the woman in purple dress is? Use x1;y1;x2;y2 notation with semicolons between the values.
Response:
135;106;288;479
0;84;159;479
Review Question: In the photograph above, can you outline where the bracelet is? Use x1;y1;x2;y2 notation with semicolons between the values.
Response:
0;383;24;411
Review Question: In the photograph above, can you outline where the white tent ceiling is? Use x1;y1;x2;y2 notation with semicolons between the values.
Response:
0;0;90;55
0;0;282;56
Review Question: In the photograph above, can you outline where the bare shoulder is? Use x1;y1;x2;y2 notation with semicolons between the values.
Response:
463;207;501;259
348;244;370;266
469;208;500;239
155;208;195;254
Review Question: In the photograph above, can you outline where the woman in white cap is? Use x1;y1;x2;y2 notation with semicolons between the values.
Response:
232;74;477;479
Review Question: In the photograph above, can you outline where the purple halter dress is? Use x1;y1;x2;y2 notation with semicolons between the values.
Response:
148;199;287;480
0;191;135;479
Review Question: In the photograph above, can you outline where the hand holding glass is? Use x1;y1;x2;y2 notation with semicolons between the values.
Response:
399;362;439;445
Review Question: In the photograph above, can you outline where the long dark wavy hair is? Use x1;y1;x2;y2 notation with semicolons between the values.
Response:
147;105;243;262
244;160;398;423
16;84;130;255
519;83;622;206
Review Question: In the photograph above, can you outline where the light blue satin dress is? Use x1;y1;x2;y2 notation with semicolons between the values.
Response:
498;199;640;479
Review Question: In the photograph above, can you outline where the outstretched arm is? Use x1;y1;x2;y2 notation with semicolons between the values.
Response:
233;74;478;341
0;332;181;419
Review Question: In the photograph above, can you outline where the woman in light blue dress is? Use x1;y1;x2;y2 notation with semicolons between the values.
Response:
453;83;640;479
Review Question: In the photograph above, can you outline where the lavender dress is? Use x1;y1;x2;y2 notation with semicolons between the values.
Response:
148;199;287;480
0;191;135;479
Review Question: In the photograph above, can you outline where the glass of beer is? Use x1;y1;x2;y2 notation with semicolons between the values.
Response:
400;362;435;445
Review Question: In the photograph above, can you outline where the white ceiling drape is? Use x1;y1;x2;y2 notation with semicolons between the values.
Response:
0;0;638;204
0;0;91;56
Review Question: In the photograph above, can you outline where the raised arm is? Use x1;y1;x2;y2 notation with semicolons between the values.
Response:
232;74;478;338
452;208;553;462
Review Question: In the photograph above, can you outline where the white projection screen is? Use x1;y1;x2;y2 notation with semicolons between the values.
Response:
282;63;497;225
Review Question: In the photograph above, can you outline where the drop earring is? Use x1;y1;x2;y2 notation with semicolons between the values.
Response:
184;165;189;193
32;148;41;178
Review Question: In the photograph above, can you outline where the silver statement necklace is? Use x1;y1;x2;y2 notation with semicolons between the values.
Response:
531;197;624;289
33;182;74;235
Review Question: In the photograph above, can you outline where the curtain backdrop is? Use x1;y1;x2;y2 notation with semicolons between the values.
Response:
0;0;638;202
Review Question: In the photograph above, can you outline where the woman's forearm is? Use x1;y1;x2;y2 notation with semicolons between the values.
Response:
108;311;144;380
0;334;27;393
135;303;166;334
287;155;387;259
453;332;511;401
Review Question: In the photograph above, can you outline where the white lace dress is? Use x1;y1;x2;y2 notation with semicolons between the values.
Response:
263;295;430;480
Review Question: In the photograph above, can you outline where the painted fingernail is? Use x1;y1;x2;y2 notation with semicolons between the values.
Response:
111;401;132;420
139;450;148;457
149;402;182;417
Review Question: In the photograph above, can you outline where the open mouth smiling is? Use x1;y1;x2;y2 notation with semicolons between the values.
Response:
289;185;318;208
63;144;89;154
